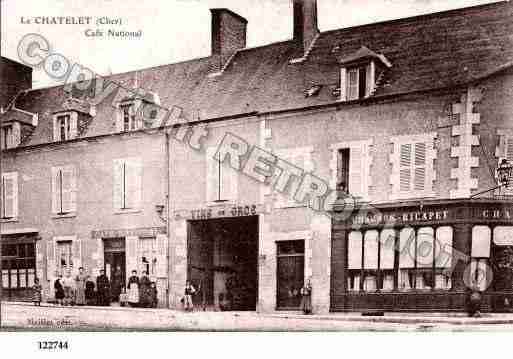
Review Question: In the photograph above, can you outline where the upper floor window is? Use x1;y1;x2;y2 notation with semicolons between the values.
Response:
52;112;78;142
1;172;18;220
390;133;436;200
346;65;370;101
1;123;21;149
113;158;142;211
51;166;77;215
120;103;137;132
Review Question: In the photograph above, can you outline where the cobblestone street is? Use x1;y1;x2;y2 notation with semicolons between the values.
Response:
2;302;513;331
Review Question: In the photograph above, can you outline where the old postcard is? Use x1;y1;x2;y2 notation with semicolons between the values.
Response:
1;0;513;352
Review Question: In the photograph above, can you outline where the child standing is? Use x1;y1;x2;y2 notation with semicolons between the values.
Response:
184;281;196;312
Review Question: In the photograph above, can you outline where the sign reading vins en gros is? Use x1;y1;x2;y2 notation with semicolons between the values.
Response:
189;204;260;221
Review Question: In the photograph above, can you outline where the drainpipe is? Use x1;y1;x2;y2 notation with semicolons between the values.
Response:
165;129;171;308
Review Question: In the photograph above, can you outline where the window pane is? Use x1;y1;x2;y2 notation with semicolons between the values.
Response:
379;229;395;269
399;228;415;268
348;231;362;269
472;226;491;257
493;226;513;246
416;227;434;268
363;230;378;269
435;226;453;268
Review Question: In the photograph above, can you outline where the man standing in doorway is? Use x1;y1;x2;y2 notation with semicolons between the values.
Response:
96;269;111;306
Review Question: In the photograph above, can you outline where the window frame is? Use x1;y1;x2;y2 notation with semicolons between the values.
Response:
1;172;19;220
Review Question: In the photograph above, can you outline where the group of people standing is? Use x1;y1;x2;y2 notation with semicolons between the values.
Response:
52;267;157;308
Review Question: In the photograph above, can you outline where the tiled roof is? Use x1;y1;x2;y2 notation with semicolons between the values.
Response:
8;1;513;147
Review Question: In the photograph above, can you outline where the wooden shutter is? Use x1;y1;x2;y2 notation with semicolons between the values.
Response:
53;117;59;141
61;166;76;213
12;122;21;147
126;159;142;209
72;238;82;274
126;236;138;280
414;143;426;191
69;113;78;139
156;234;168;278
348;147;363;197
339;67;347;101
51;167;60;214
113;160;123;210
2;173;17;218
399;144;412;192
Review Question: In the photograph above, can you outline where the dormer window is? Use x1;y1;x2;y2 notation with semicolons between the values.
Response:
120;103;137;132
1;122;21;149
53;112;78;142
337;46;392;102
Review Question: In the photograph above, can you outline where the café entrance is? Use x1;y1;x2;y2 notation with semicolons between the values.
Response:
103;238;126;302
187;216;259;311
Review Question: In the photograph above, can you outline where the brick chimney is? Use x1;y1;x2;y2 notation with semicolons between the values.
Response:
210;8;247;73
293;0;319;54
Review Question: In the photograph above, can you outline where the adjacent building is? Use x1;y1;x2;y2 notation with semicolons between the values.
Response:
1;0;513;313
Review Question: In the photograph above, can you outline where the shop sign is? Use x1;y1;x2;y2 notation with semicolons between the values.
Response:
176;203;263;221
351;209;449;226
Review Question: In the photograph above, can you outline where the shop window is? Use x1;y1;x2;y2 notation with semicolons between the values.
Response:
434;226;453;290
276;240;305;309
398;228;415;291
347;231;363;291
379;229;396;291
56;241;73;275
51;166;77;215
1;242;36;289
493;226;513;246
113;158;142;211
363;230;379;291
470;226;491;291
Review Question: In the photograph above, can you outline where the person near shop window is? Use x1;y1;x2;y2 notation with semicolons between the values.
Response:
75;267;87;306
96;269;111;306
33;278;42;306
54;274;65;305
300;279;312;315
184;280;196;312
127;270;140;307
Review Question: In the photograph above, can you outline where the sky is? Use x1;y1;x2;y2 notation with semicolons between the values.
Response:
0;0;502;88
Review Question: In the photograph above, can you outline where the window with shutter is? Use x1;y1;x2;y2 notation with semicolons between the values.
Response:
113;158;142;211
347;68;359;101
1;172;18;219
1;125;15;149
391;134;435;200
51;166;77;215
53;112;78;141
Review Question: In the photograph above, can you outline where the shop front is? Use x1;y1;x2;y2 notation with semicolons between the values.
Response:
330;199;513;312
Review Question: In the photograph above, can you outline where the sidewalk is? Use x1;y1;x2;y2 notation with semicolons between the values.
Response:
2;301;513;330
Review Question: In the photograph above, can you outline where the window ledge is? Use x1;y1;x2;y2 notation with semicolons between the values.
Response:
114;208;141;215
1;218;18;223
52;213;76;219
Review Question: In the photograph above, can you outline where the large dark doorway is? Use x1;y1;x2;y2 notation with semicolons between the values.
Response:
276;240;305;310
187;216;259;311
103;238;126;303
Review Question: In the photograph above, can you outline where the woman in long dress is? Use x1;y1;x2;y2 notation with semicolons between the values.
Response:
139;271;152;308
75;267;87;306
300;280;312;315
127;270;140;307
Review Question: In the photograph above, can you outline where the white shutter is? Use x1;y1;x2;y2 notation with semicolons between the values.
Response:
206;148;219;202
365;61;375;97
348;147;363;197
53;117;59;141
126;236;138;280
12;122;21;147
126;159;142;209
156;234;168;278
69;113;78;139
399;144;412;192
46;239;55;280
113;160;123;210
347;68;359;101
348;231;363;269
51;167;60;214
72;238;82;274
115;105;124;132
61;166;75;213
414;143;426;191
2;173;17;218
339;67;347;101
